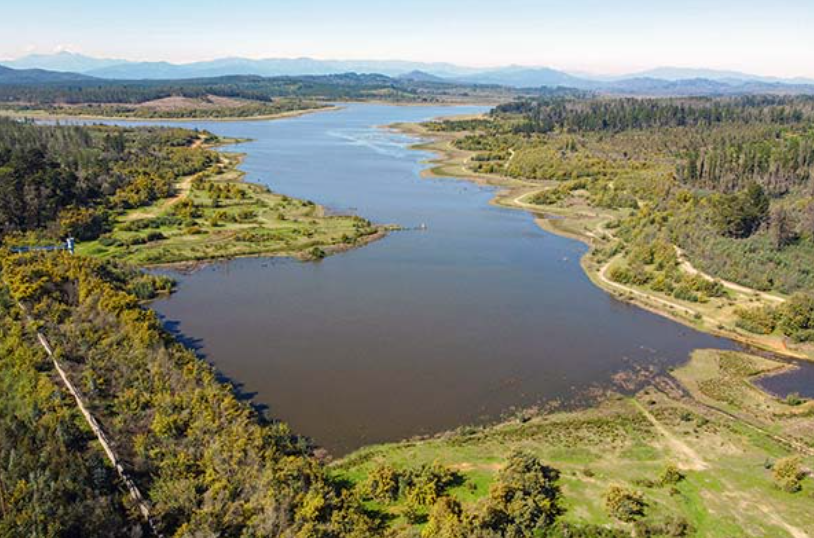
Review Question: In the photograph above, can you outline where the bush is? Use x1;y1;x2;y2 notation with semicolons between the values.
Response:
481;451;563;537
773;456;805;493
633;516;693;537
145;231;166;242
609;264;650;286
735;305;778;334
778;293;814;342
604;485;646;522
58;207;109;241
364;464;400;503
422;497;467;538
658;464;685;486
784;392;804;406
403;463;459;508
672;285;699;303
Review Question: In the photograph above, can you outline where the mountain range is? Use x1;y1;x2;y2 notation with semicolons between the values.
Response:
2;53;814;97
4;51;814;88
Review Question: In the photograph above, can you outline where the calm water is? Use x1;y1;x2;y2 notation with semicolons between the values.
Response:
757;360;814;399
103;105;737;454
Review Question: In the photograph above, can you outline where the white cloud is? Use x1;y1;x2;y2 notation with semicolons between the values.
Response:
52;44;80;54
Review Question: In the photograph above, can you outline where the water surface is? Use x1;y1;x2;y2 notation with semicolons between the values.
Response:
118;104;735;454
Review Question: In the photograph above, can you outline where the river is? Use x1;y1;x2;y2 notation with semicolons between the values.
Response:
97;104;743;454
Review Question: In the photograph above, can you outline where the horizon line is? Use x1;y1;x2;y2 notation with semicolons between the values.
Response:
2;50;812;81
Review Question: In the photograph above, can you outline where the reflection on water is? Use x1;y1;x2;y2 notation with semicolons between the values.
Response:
114;104;736;455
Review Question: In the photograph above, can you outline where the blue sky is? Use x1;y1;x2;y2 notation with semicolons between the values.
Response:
3;0;814;77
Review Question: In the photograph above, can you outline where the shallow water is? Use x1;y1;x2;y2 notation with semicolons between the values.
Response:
756;360;814;399
98;104;737;454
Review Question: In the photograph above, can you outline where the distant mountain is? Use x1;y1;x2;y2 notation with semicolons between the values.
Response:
0;65;96;84
397;70;448;83
627;67;814;86
1;51;124;73
7;53;814;88
84;58;481;80
3;53;814;96
602;77;814;96
451;66;594;89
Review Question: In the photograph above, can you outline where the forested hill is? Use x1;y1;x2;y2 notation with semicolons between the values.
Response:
0;69;511;107
0;118;215;239
0;64;95;84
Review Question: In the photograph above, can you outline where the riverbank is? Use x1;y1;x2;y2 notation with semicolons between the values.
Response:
76;134;389;266
333;348;814;537
395;120;814;361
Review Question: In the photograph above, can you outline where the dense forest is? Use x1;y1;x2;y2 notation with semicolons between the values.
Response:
0;73;516;112
428;95;814;341
0;117;216;239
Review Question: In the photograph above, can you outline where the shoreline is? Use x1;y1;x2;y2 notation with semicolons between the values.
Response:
393;119;813;362
144;227;391;273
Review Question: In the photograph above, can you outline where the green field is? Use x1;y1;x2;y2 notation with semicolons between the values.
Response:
333;350;814;537
76;151;385;266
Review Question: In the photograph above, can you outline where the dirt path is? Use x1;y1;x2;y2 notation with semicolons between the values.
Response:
123;134;209;222
674;246;785;304
633;399;709;471
634;396;808;538
599;256;700;317
756;504;810;538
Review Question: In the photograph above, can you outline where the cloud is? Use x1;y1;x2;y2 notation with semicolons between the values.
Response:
52;44;80;54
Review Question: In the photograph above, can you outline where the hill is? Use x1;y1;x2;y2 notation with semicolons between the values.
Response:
0;64;95;84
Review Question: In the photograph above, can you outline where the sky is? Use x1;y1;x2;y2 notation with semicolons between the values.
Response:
3;0;814;77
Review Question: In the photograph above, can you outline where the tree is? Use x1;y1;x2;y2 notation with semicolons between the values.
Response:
769;206;796;249
481;451;563;537
714;183;770;238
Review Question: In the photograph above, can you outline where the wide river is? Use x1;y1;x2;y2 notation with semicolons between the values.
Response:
118;104;741;454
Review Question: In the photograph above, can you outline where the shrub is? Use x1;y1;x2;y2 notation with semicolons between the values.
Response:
633;516;693;537
735;305;778;334
604;485;646;522
658;464;685;486
422;497;467;538
481;451;563;537
145;231;166;242
784;392;804;406
403;463;459;508
778;293;814;342
58;207;109;241
672;285;699;303
773;456;805;493
364;464;401;503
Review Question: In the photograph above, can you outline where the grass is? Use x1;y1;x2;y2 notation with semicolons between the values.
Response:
673;350;814;447
76;150;386;266
333;350;814;537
